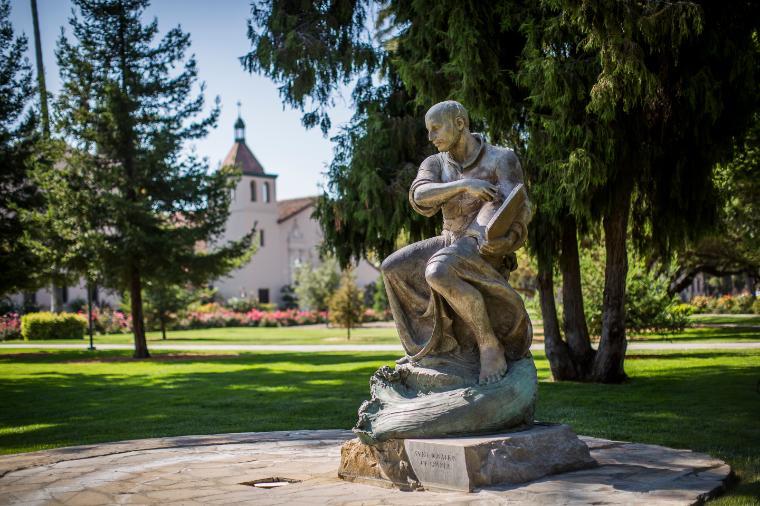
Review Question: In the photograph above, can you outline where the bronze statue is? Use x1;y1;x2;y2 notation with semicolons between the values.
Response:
354;101;536;444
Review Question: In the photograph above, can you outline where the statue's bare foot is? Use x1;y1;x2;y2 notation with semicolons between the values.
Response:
478;343;508;385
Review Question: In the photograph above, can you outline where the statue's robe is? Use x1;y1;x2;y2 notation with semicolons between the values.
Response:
381;134;532;364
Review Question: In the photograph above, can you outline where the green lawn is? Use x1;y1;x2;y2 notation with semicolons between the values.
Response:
2;319;758;347
3;325;402;346
628;326;760;342
0;348;757;503
690;314;760;326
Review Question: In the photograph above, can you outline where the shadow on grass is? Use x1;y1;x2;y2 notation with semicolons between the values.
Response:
0;351;399;453
537;355;760;502
1;349;758;501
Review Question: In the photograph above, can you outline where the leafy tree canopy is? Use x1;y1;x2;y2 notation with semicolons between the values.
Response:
44;0;253;356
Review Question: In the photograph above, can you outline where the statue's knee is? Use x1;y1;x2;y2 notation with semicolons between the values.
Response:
380;255;397;276
425;261;449;289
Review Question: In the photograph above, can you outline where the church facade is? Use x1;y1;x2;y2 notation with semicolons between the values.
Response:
214;114;378;305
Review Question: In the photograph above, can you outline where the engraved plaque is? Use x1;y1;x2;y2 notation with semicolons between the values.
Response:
403;440;470;491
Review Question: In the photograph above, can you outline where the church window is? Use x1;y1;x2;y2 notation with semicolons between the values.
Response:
250;180;257;201
258;288;270;304
263;181;271;202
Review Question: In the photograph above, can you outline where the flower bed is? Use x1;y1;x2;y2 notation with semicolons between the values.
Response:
175;308;329;329
1;305;391;336
0;313;21;340
688;293;759;314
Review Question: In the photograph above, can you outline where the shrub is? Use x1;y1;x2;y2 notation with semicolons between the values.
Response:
294;256;340;311
67;298;87;313
732;292;754;314
224;296;258;313
753;298;760;315
689;295;711;312
580;247;690;335
189;302;225;314
91;307;131;334
714;295;736;314
373;276;389;313
362;308;391;322
279;284;299;310
687;293;755;314
0;313;21;340
673;303;697;317
21;312;86;340
663;303;693;333
328;271;365;339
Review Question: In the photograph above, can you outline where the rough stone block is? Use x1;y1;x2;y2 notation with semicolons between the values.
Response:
338;423;596;491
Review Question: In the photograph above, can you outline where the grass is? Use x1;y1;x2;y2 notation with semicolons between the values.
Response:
2;318;758;347
0;348;757;503
628;326;760;342
3;325;402;346
690;314;760;326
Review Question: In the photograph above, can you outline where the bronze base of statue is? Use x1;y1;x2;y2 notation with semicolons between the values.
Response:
354;353;538;445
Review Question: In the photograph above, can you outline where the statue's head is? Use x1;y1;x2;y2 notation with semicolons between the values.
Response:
425;101;470;153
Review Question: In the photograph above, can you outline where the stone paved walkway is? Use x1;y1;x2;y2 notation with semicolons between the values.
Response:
0;429;731;505
1;341;759;352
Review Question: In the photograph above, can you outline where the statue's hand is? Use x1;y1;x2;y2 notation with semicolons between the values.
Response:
462;179;499;201
479;234;516;257
479;225;523;257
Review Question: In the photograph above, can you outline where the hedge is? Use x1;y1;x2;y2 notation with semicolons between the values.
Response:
21;312;87;340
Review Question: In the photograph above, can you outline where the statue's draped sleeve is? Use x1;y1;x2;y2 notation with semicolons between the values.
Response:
409;155;443;217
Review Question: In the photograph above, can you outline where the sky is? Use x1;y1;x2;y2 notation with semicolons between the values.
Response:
8;0;355;200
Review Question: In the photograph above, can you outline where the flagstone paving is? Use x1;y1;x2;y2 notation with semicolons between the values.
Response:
0;429;731;505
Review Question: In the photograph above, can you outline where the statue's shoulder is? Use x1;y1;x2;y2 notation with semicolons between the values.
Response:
420;153;445;171
484;143;519;164
484;143;522;176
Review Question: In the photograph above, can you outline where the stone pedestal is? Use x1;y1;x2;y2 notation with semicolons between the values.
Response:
338;423;596;492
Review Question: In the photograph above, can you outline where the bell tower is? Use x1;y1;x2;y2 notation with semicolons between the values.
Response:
234;101;245;142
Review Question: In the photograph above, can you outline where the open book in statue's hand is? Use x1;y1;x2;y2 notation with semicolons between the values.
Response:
467;183;528;261
485;183;527;241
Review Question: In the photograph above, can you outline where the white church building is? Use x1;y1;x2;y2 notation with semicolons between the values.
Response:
213;114;377;304
16;115;378;309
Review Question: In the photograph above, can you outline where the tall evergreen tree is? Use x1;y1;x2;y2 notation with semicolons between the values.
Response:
245;1;760;382
668;114;760;295
243;1;437;265
539;1;760;381
52;0;253;358
30;0;68;312
0;0;41;297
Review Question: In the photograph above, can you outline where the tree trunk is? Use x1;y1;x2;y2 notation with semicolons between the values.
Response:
591;185;632;383
160;317;166;340
130;265;150;358
559;215;595;376
50;282;62;313
86;281;95;350
30;0;49;135
537;254;577;380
